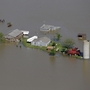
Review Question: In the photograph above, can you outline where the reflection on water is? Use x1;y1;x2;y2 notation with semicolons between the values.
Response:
49;56;56;68
83;60;90;89
83;60;90;78
50;56;56;61
50;56;56;63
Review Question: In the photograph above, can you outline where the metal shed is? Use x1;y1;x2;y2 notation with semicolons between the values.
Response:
5;29;23;42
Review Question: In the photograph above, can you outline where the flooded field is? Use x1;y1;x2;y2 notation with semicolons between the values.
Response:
0;0;90;90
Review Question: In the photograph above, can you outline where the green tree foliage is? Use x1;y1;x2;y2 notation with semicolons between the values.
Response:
56;33;62;41
0;32;5;44
49;49;56;56
52;42;56;46
62;38;75;49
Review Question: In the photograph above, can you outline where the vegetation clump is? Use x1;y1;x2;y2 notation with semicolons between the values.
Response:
49;49;56;56
62;38;75;49
53;33;62;41
56;33;62;41
0;32;5;44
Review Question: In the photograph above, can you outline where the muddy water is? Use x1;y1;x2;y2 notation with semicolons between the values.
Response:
0;0;90;90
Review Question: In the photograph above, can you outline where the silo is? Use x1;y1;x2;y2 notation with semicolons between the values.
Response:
83;40;90;59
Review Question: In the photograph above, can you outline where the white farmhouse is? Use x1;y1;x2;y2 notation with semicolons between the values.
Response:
31;36;51;47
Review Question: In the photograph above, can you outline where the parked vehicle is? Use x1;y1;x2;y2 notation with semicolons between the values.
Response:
61;48;68;54
67;47;80;56
61;47;83;57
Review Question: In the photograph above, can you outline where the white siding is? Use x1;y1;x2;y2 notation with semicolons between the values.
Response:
83;40;90;59
22;30;29;35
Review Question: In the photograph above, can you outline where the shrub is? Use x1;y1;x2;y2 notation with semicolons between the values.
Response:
49;49;56;56
0;32;5;44
56;33;62;41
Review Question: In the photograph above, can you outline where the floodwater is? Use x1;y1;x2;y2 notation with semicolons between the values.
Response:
0;0;90;90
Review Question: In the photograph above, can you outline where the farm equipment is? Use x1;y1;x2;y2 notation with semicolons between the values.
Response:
61;47;83;57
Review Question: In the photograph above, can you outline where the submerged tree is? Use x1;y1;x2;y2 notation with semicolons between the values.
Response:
0;32;5;44
62;38;75;49
55;33;62;41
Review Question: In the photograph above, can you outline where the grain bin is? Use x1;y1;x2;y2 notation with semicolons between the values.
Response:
83;40;90;59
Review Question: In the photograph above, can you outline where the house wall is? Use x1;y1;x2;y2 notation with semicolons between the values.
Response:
40;40;51;46
5;33;23;42
15;33;23;40
31;41;41;46
5;38;16;42
39;41;47;46
5;38;19;42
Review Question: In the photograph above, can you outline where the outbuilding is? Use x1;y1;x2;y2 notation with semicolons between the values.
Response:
77;33;86;40
22;30;29;38
5;29;23;42
27;36;38;43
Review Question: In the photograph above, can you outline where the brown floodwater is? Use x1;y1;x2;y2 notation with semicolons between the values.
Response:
0;0;90;90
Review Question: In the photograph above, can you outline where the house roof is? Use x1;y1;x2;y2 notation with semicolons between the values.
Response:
33;36;51;44
8;29;22;37
40;24;61;31
39;36;51;43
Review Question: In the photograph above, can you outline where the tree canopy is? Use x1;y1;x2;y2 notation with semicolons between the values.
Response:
0;32;5;44
56;33;62;41
53;33;62;41
49;49;56;56
62;38;75;49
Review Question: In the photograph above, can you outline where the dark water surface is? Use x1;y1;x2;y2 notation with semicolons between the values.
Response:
0;0;90;90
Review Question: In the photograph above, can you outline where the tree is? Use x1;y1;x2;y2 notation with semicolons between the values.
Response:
52;42;56;46
56;33;62;41
0;32;5;44
49;49;56;56
62;38;75;49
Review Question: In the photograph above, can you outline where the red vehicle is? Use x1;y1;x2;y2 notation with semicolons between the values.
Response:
67;47;81;56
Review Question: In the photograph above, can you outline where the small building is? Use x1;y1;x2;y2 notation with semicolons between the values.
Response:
40;24;61;33
27;36;38;43
31;36;51;47
46;46;54;50
5;29;23;42
77;33;86;40
22;30;29;38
